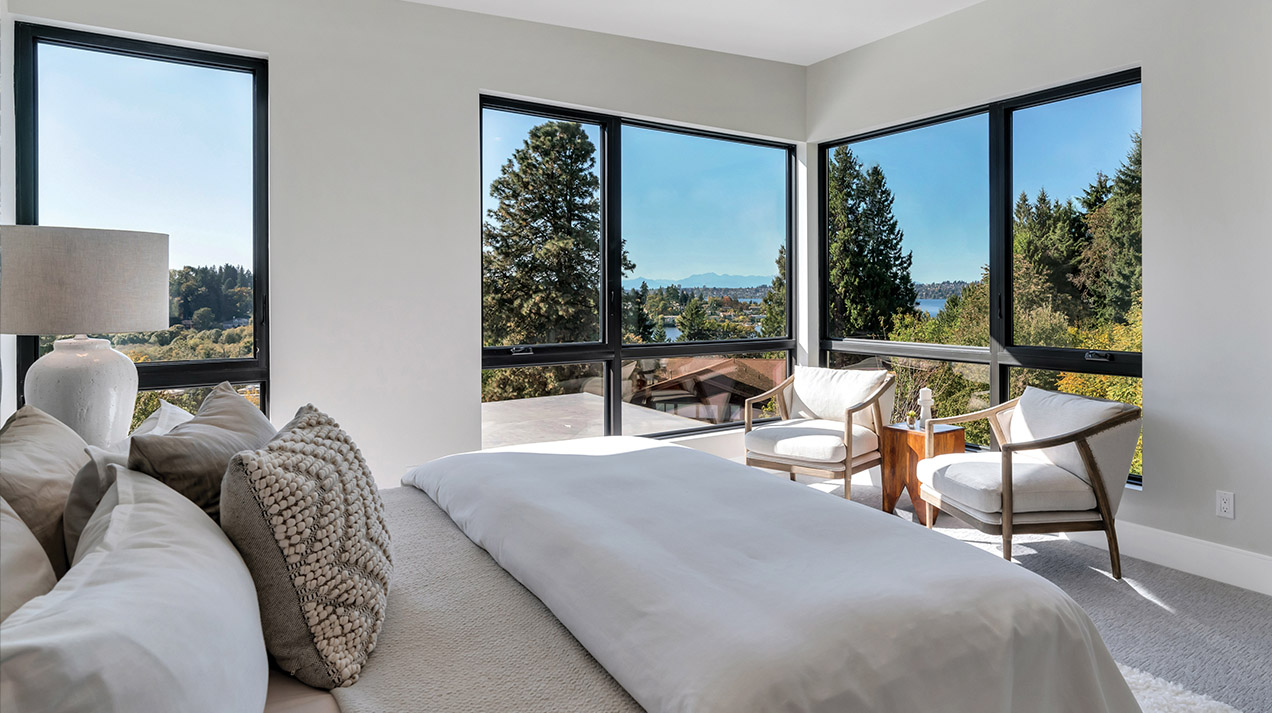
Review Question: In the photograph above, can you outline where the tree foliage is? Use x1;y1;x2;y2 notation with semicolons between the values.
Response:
482;121;630;348
759;246;787;338
826;146;917;338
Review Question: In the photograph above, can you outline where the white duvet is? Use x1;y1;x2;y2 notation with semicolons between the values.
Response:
404;436;1139;713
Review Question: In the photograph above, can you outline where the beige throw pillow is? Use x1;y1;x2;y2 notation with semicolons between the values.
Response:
221;405;392;689
129;382;276;521
0;406;89;576
1;496;58;621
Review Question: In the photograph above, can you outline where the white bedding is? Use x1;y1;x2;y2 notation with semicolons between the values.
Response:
404;436;1139;713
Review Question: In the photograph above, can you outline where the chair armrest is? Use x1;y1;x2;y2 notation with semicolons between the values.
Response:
842;372;897;416
1001;406;1141;454
843;372;896;450
924;397;1020;458
744;374;795;432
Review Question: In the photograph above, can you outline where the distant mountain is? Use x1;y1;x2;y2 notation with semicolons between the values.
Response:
623;272;774;289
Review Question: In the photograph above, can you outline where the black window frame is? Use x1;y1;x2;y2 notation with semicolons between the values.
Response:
481;96;796;439
13;23;270;415
818;69;1142;484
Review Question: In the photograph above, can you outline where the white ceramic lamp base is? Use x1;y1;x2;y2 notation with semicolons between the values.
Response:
24;335;138;448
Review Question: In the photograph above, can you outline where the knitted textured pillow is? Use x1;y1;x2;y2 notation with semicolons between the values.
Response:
221;405;392;689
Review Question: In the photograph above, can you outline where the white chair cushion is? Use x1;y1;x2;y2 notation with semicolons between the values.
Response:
917;451;1097;514
745;419;879;464
786;365;889;430
1009;387;1128;483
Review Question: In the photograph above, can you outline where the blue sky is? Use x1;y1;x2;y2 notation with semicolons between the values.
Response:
847;83;1141;284
43;42;1136;288
483;109;787;281
37;43;254;269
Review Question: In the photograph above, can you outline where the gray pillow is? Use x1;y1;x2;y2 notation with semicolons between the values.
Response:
129;382;276;521
221;405;392;689
64;401;196;562
0;406;89;577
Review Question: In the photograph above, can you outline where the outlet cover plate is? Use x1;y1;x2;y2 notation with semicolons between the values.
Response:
1216;490;1235;519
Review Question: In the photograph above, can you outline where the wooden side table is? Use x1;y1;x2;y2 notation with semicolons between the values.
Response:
880;423;965;526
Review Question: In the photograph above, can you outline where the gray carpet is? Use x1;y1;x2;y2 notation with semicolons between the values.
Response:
805;476;1272;712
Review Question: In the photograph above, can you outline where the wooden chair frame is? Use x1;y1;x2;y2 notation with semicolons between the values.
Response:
918;397;1142;579
743;372;897;500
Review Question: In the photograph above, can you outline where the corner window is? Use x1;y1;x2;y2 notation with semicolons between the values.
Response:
820;71;1143;482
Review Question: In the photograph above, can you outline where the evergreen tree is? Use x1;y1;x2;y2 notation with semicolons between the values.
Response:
675;297;710;341
624;281;657;342
759;246;787;338
826;146;916;338
482;121;631;346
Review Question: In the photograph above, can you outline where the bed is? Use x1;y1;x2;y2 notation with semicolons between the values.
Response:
395;436;1140;713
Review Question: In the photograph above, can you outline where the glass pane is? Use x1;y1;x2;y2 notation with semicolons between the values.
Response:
132;383;261;432
481;363;606;448
482;108;603;346
621;353;788;435
621;126;788;343
1008;368;1142;476
825;114;989;345
1012;84;1142;350
828;352;991;447
37;43;256;362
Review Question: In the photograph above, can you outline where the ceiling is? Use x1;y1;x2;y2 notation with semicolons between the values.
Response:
406;0;986;66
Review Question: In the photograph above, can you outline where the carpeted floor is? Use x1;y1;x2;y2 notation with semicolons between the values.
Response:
793;476;1272;713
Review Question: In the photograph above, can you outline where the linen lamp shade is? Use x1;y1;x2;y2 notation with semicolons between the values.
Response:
0;225;170;447
0;225;169;335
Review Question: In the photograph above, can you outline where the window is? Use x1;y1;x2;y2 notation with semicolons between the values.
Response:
15;24;269;416
621;125;789;343
825;113;988;345
820;71;1142;482
481;98;793;448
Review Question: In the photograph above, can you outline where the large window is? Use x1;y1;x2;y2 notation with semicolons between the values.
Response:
820;71;1143;482
15;25;269;414
481;99;793;448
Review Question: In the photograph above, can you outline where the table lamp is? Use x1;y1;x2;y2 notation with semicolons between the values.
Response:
1;225;170;447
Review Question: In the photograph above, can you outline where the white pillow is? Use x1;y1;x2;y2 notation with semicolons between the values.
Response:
0;468;268;713
62;401;195;562
0;496;57;622
1009;387;1130;483
787;365;890;430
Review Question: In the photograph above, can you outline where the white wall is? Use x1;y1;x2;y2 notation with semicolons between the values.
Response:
807;0;1272;557
1;0;805;486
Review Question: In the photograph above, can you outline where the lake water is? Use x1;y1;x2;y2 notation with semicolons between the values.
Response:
917;298;946;317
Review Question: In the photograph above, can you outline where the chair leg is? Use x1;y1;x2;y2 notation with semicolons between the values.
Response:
1105;521;1122;580
924;502;935;529
842;474;851;499
789;472;796;482
1002;532;1012;561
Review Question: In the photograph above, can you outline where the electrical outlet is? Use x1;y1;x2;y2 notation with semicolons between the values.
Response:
1216;490;1235;519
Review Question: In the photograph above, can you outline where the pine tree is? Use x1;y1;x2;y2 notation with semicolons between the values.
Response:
624;281;657;342
482;121;606;347
675;297;710;341
759;246;787;338
1077;133;1141;324
826;146;916;338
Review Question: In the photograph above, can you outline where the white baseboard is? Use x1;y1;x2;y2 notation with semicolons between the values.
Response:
1064;522;1272;596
